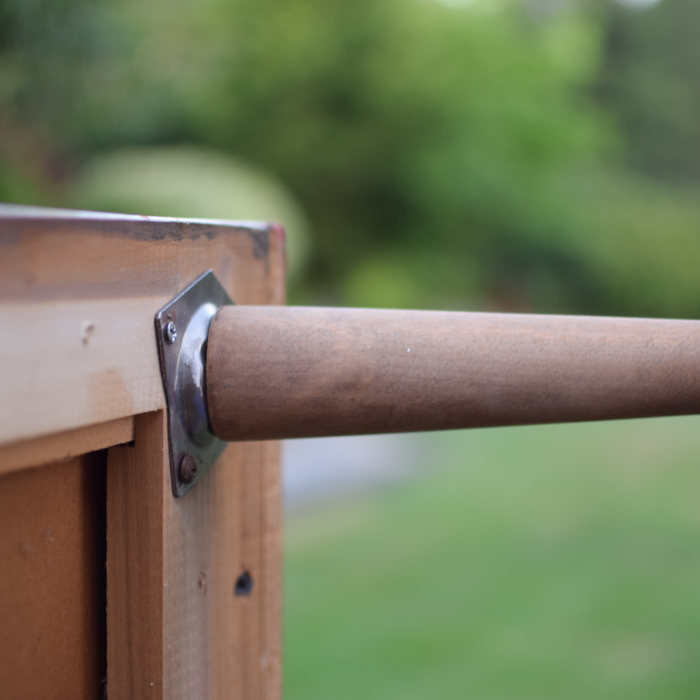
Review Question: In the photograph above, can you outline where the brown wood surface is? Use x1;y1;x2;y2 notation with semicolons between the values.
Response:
207;306;700;441
107;412;165;698
0;297;165;446
0;415;134;476
0;453;107;700
0;208;285;446
108;414;282;700
0;207;285;700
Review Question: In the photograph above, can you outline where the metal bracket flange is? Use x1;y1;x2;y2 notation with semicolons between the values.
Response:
155;270;233;497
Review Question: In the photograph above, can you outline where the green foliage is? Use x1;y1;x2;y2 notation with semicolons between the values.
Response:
601;0;700;183
186;0;613;305
573;173;700;318
1;0;700;317
285;418;700;699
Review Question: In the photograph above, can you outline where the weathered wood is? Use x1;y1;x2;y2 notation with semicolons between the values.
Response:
0;298;166;446
230;440;283;700
0;452;107;700
207;306;700;441
0;206;285;700
107;416;283;700
0;208;285;446
107;412;165;698
159;439;282;699
0;415;134;476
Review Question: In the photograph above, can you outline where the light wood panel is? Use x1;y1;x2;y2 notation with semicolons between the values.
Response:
0;211;286;445
207;306;700;440
160;435;281;698
0;298;166;445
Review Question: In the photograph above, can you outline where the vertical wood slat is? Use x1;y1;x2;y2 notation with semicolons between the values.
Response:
240;442;263;700
108;420;283;699
0;453;107;699
107;412;165;698
102;220;285;700
260;441;283;698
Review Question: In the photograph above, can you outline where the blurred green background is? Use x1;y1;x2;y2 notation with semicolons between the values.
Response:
2;0;700;696
5;0;700;315
286;418;700;700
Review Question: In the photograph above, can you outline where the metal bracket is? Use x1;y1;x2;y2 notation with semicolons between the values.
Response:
155;270;233;497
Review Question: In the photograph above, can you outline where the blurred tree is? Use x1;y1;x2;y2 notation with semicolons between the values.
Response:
600;0;700;184
182;0;613;308
2;0;700;318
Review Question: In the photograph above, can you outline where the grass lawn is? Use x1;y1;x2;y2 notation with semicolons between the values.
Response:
284;417;700;699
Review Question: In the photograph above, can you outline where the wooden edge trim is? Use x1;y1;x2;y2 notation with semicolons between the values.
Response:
0;415;135;477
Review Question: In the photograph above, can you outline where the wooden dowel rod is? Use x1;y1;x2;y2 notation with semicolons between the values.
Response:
206;306;700;441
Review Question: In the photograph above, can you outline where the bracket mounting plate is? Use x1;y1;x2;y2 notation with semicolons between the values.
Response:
155;270;233;497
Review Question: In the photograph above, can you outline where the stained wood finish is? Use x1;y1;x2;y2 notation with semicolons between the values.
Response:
0;207;285;700
0;297;165;446
0;453;107;699
207;306;700;441
107;413;282;699
107;412;165;698
0;415;134;476
0;208;284;445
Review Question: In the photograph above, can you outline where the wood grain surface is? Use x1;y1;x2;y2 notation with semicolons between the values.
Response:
207;306;700;441
0;210;284;446
108;413;283;700
0;452;107;700
0;207;285;700
0;415;134;476
107;412;165;699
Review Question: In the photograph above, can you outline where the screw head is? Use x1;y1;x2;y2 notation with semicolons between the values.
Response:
165;321;178;344
179;454;198;484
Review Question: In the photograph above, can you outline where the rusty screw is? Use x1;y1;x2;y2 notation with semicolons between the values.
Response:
179;454;198;484
165;321;178;344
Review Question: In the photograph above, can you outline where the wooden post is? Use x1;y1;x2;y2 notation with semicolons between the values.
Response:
207;306;700;441
0;207;285;700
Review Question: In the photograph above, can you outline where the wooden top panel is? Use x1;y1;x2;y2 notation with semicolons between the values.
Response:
0;205;282;301
0;205;286;446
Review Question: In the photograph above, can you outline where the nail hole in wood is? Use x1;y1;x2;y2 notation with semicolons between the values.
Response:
234;571;253;597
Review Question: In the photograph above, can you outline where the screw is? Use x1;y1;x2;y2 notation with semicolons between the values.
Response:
179;454;198;484
165;321;178;344
234;571;254;597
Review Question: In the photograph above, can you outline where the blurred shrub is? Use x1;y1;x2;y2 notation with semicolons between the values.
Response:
601;0;700;184
1;0;700;317
72;146;310;281
184;0;614;308
577;173;700;319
